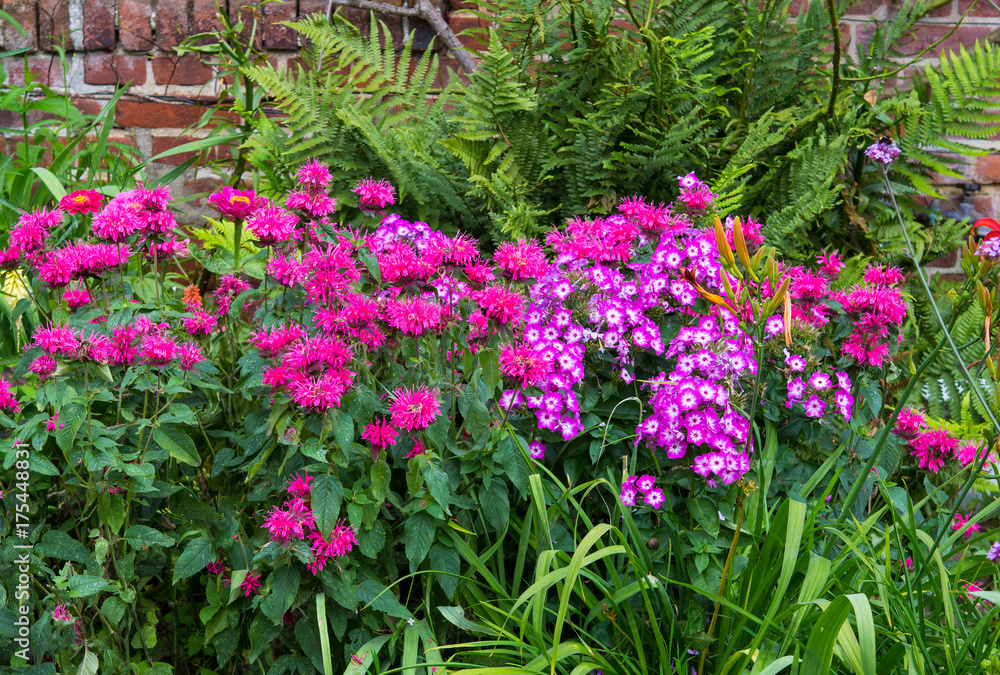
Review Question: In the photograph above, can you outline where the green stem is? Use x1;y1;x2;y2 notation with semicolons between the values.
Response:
879;165;1000;433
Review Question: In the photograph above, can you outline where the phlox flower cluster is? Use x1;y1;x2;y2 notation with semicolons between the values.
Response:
261;472;357;575
784;365;853;421
978;238;1000;260
620;474;666;508
643;318;755;485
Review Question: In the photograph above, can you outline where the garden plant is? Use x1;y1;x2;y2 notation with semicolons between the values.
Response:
2;0;1000;674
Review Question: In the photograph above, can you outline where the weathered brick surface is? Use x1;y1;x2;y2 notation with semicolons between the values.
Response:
156;0;191;49
2;0;38;50
116;100;212;128
264;0;298;50
152;55;214;85
7;55;64;86
37;0;70;50
84;53;148;85
82;0;116;49
119;0;154;50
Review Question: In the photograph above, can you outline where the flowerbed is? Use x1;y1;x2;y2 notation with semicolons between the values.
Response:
0;141;998;673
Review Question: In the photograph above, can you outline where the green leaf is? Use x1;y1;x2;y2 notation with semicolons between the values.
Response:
479;349;500;394
125;525;174;550
98;493;126;536
68;576;109;597
422;462;450;509
173;535;213;583
36;529;90;563
311;475;344;538
31;167;67;201
403;512;435;566
801;596;852;675
357;580;412;619
153;424;201;466
75;647;98;675
686;497;720;538
262;565;301;626
479;478;509;530
55;406;83;453
428;544;460;599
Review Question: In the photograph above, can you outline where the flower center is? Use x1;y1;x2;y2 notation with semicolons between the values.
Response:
230;195;251;204
73;195;89;203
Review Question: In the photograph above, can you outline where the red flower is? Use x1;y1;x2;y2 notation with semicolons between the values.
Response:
60;189;104;214
975;217;1000;241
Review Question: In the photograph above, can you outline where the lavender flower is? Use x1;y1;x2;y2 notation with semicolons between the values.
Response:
864;139;901;165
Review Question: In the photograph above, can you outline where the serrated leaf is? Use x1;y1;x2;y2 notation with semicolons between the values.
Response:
153;424;201;466
125;525;174;549
173;535;213;583
403;512;435;566
357;580;411;619
311;475;344;537
480;478;509;530
68;575;108;597
428;544;460;599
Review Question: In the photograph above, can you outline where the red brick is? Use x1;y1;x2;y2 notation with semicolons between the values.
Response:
0;109;21;129
973;194;995;218
152;55;215;85
976;155;1000;184
926;249;958;267
37;0;70;50
2;0;37;50
119;0;154;50
264;0;297;50
843;0;889;15
787;0;808;13
299;0;327;17
924;0;955;18
450;14;487;50
881;23;993;58
82;0;115;49
71;97;105;116
116;100;214;128
7;56;64;87
192;0;226;35
84;53;148;85
151;134;230;165
958;0;1000;16
155;0;191;49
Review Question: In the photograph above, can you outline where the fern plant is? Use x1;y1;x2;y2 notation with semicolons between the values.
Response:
228;0;1000;259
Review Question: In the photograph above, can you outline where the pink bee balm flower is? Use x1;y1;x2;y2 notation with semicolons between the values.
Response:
474;284;525;325
29;354;57;380
241;571;262;597
141;335;180;366
389;386;441;431
0;377;20;413
499;342;553;387
405;438;426;458
208;187;262;222
63;287;91;310
894;407;926;438
184;310;218;336
362;418;398;450
352;178;396;213
494;239;549;280
909;429;956;473
816;250;844;276
955;441;983;466
644;488;666;508
33;326;81;356
287;472;314;498
296;159;332;189
803;395;827;418
178;342;205;371
864;264;905;286
206;558;225;574
307;520;357;574
384;296;445;336
60;189;103;214
10;207;61;252
953;513;980;541
52;604;75;624
246;206;299;247
961;581;986;603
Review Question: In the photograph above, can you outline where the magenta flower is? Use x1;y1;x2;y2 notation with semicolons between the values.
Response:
808;372;832;390
296;160;331;189
246;207;299;247
953;513;980;541
178;342;205;371
803;395;826;418
29;354;57;380
307;520;357;574
60;189;103;214
389;386;440;431
52;604;75;624
499;343;552;387
352;178;396;213
141;335;180;366
864;138;901;165
0;377;20;413
528;441;545;459
241;571;262;597
287;472;314;498
474;285;525;325
494;239;548;280
184;310;218;336
208;187;262;221
361;418;398;450
643;488;665;509
785;354;806;372
63;287;91;310
10;207;61;252
909;429;956;473
33;326;81;356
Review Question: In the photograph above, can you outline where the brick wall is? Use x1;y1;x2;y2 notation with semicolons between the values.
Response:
0;0;485;220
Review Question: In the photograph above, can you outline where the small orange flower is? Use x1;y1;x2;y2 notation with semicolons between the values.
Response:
181;284;202;308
